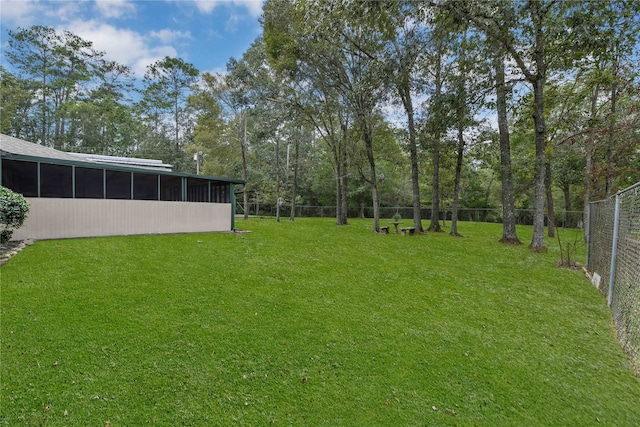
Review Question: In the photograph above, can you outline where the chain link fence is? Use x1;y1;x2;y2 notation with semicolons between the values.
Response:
587;182;640;374
237;203;583;227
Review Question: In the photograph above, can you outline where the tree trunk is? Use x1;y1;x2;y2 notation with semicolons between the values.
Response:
362;118;380;232
340;143;349;225
494;45;521;245
583;84;598;241
289;136;299;222
450;119;464;237
333;142;343;225
401;87;423;232
331;131;349;226
450;31;468;238
42;55;48;146
392;35;423;233
545;161;555;237
175;92;180;150
605;56;618;197
428;39;443;233
484;173;494;207
530;77;547;252
335;169;342;224
428;136;442;232
241;114;249;220
275;138;281;223
53;93;61;149
563;184;572;228
58;73;72;150
528;3;547;252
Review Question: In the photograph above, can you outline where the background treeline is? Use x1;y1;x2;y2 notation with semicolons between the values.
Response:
1;1;639;248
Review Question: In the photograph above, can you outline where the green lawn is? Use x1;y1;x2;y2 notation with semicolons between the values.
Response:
1;218;638;426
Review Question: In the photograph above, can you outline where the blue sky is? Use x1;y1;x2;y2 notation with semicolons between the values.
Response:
0;0;264;78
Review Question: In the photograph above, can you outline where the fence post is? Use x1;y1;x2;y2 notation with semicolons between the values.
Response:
607;194;621;307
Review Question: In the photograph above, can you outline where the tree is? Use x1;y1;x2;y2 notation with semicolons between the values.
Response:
458;0;591;251
6;26;59;145
198;70;252;217
141;57;199;150
6;26;107;149
425;32;448;233
264;0;358;226
188;73;229;175
374;1;430;232
493;41;521;245
66;60;137;154
220;38;284;220
447;26;488;237
49;30;99;149
553;144;585;225
5;26;137;153
579;0;640;199
286;2;384;232
288;124;303;221
324;5;388;232
0;67;36;137
540;77;589;236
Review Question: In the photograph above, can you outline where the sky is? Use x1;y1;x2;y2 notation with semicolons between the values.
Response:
0;0;265;78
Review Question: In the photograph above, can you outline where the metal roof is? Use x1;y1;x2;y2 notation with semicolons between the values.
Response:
0;133;245;185
68;153;173;171
0;134;172;171
0;134;82;162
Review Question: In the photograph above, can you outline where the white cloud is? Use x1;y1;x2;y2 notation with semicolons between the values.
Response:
1;1;136;27
0;0;84;26
0;0;38;27
68;20;177;76
94;0;137;19
225;13;241;32
150;28;192;44
192;0;219;14
2;0;262;81
46;1;86;21
203;65;227;76
241;0;263;17
188;0;263;17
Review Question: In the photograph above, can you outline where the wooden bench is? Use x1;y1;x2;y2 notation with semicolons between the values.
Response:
400;227;416;236
379;226;390;234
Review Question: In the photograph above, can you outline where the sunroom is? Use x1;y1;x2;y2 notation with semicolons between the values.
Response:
0;134;244;240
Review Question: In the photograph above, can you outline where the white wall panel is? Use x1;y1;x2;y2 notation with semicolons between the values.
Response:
13;198;232;240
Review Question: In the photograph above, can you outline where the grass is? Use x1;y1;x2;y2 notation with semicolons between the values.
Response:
1;218;639;426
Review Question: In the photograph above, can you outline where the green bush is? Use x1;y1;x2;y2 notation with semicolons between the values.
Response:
0;186;30;243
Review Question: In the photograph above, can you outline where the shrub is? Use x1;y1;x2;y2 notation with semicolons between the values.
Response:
0;186;30;243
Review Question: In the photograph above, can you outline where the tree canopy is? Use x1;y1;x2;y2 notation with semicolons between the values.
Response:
2;1;639;243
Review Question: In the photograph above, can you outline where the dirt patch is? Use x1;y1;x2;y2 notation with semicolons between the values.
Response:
0;239;35;267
